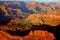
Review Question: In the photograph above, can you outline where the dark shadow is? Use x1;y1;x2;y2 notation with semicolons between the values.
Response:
31;24;60;40
0;9;11;25
6;29;31;37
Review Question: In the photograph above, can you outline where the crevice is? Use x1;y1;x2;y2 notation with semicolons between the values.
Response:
6;30;31;37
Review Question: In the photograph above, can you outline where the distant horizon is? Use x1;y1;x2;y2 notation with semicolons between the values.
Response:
0;0;60;3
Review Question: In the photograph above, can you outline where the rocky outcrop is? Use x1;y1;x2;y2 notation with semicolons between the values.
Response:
26;14;60;26
0;30;55;40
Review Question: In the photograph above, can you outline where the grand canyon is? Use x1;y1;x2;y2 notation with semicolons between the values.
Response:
0;1;60;40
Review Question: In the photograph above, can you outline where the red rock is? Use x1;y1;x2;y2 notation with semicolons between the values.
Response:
0;37;7;40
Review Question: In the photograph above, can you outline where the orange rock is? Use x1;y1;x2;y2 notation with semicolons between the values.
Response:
0;37;7;40
29;31;33;36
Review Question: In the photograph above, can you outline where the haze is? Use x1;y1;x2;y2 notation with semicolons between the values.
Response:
0;0;60;2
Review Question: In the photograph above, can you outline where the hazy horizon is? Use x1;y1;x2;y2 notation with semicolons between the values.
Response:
0;0;60;3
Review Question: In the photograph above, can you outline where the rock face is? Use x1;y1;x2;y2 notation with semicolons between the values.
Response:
0;30;55;40
26;14;60;26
